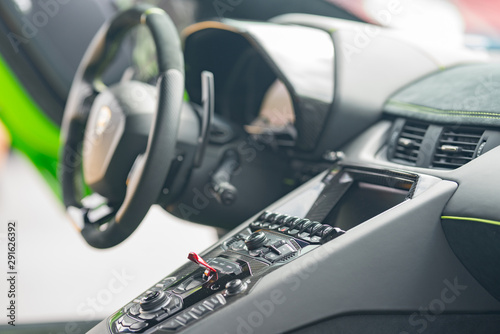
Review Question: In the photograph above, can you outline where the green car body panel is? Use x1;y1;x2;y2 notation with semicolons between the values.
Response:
0;55;61;198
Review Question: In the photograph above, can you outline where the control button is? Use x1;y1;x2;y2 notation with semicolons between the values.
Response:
265;243;295;262
189;303;211;317
249;221;261;230
297;232;311;240
155;277;176;289
266;244;281;255
202;300;214;310
142;291;160;303
295;221;313;236
264;252;280;261
159;319;183;331
176;312;197;324
129;321;148;332
321;227;345;243
162;293;183;315
260;221;271;228
269;223;280;230
258;211;270;221
275;214;288;225
295;219;312;231
245;231;268;250
248;249;264;257
273;240;286;248
138;310;163;320
133;290;153;304
128;303;141;316
120;314;137;327
284;217;302;235
212;294;227;307
277;243;295;254
305;222;322;235
174;276;205;293
123;302;135;314
265;213;277;222
140;290;168;312
278;226;289;233
186;278;204;290
310;235;321;243
288;217;302;229
115;323;126;332
314;224;333;237
229;239;246;251
225;279;247;295
155;311;171;323
202;294;226;310
284;216;299;227
209;258;242;275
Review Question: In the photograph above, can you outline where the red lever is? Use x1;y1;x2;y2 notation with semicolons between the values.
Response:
188;252;218;280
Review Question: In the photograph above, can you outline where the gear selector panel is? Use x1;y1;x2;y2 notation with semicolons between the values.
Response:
108;220;341;333
108;166;417;333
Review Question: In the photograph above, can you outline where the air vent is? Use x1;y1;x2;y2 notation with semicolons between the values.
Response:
432;128;484;169
391;121;428;165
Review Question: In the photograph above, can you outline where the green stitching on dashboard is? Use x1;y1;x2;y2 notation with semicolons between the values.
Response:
441;216;500;227
388;100;500;119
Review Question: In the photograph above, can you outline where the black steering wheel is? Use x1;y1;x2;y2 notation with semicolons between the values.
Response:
60;5;184;248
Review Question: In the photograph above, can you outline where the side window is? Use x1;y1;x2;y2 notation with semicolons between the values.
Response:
0;0;198;124
0;0;120;124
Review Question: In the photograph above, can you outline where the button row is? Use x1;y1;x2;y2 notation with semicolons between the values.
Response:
158;294;226;331
251;211;345;244
241;232;297;263
208;257;242;275
155;276;177;289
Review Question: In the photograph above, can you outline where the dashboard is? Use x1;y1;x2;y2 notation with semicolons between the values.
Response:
245;79;296;147
88;12;500;334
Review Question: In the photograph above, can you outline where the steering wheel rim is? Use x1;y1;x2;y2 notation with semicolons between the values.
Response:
60;5;184;248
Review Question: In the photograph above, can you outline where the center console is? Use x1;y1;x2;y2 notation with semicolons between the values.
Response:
88;156;500;334
103;165;422;333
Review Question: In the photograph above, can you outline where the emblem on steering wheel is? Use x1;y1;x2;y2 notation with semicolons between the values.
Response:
95;105;112;136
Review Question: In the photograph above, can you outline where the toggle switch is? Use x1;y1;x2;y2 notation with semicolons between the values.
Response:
188;252;218;281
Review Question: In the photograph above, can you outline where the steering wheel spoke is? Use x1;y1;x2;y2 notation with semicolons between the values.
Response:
60;5;184;248
85;204;116;226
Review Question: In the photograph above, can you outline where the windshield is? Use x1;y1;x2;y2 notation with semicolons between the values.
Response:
127;0;500;52
329;0;500;51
